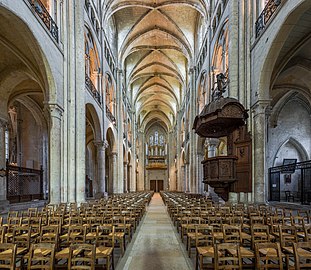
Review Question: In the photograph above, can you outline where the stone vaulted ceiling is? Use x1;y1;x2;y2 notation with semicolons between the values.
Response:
103;0;208;132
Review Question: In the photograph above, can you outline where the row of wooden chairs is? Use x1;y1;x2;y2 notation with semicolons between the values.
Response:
0;242;106;270
161;191;311;269
0;191;153;269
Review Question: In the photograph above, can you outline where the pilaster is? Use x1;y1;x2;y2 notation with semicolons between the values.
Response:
252;100;270;203
47;103;63;205
94;140;108;196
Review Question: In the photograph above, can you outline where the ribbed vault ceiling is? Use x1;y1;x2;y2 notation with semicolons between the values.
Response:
103;0;208;131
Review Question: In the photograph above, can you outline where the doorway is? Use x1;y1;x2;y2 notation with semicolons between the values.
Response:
150;180;164;192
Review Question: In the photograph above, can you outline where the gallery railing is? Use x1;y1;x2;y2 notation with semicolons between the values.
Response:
26;0;59;42
106;105;116;126
6;161;44;203
268;160;311;204
85;74;102;105
255;0;283;38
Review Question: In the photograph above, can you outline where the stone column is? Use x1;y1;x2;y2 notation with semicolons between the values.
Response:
64;0;85;204
228;0;239;98
48;104;63;205
128;164;132;192
94;140;107;197
181;164;185;191
189;67;198;193
205;138;219;196
111;152;118;193
123;161;128;192
116;69;124;193
206;138;219;157
0;118;8;207
185;162;190;192
252;100;270;203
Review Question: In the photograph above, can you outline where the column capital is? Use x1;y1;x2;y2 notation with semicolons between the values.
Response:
189;66;196;74
93;140;109;149
45;103;64;119
251;100;271;117
111;151;118;157
205;138;219;147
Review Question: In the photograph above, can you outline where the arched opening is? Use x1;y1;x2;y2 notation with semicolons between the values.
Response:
0;7;56;204
105;128;116;194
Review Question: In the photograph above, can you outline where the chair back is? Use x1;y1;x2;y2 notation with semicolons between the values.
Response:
68;243;95;270
0;243;17;270
255;242;283;270
214;242;242;270
28;243;55;270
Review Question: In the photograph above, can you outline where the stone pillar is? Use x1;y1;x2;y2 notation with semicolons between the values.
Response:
0;118;8;207
206;138;219;157
228;0;239;98
185;162;190;192
111;152;118;193
64;0;85;204
189;67;198;193
116;69;124;193
252;100;270;203
94;140;107;197
123;161;128;192
48;104;63;205
128;164;132;192
181;165;185;191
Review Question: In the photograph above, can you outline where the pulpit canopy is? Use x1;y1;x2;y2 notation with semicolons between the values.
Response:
193;97;248;138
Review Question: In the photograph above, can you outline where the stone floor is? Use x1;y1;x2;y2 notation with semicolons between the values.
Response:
116;193;194;270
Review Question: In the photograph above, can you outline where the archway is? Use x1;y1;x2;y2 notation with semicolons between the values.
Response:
0;7;57;204
105;128;116;194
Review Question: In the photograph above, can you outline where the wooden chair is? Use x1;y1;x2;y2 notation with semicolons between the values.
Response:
279;225;297;268
0;243;17;270
214;242;242;270
95;225;115;270
293;241;311;270
222;224;255;267
68;243;95;270
0;226;7;243
251;224;271;250
255;242;283;270
111;216;126;256
27;242;55;270
4;217;21;243
12;225;31;256
56;225;87;263
39;225;59;248
302;223;311;242
195;225;214;270
290;216;305;241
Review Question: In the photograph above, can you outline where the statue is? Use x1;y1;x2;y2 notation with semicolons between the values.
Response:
211;73;227;101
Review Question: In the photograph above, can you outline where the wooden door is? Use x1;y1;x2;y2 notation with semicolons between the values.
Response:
157;180;163;191
150;180;156;192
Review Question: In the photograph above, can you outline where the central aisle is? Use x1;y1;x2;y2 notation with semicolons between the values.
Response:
116;193;193;270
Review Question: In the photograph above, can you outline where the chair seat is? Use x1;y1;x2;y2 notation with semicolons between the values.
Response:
282;246;294;254
60;232;80;239
197;246;214;257
228;247;254;259
95;246;113;257
111;232;125;238
296;247;311;257
24;248;52;259
55;247;81;259
259;247;285;257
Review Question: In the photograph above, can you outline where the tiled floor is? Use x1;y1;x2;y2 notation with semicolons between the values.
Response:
116;193;194;270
